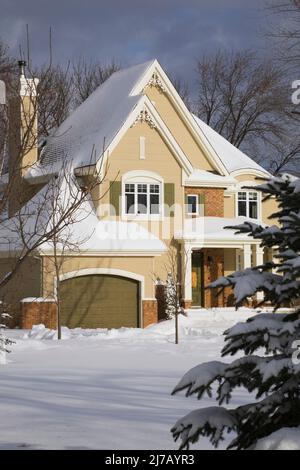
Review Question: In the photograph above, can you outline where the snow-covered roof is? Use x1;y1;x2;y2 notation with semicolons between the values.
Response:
185;169;236;187
73;220;167;254
0;174;166;255
192;115;270;176
29;60;155;176
175;216;262;243
26;59;270;181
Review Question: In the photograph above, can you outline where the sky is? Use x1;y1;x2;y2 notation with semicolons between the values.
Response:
0;0;271;88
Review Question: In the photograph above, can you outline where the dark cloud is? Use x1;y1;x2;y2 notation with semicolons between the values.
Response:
0;0;268;87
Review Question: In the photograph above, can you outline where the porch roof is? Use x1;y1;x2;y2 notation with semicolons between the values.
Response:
0;177;167;256
175;216;262;246
184;169;236;188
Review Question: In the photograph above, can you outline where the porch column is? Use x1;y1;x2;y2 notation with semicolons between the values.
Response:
243;244;252;269
255;245;265;301
182;244;192;305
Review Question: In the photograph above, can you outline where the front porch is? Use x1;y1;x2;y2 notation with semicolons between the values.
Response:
176;217;267;309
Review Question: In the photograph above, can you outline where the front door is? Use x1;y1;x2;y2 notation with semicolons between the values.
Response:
192;251;204;307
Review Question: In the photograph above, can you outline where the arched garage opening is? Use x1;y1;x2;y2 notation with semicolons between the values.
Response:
59;269;143;329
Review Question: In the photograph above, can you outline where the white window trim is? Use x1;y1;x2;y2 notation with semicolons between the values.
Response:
122;170;164;220
236;249;243;271
187;194;199;215
236;190;261;221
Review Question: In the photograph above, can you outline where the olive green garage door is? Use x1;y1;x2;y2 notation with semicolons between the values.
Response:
60;275;140;329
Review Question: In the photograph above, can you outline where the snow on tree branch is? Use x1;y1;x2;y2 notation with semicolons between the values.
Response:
171;175;300;450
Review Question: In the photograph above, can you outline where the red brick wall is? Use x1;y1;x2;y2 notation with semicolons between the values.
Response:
185;187;224;217
142;300;158;327
21;301;57;329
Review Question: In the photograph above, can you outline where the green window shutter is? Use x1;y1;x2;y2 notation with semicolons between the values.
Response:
185;193;188;215
164;183;175;217
198;193;205;216
110;181;121;216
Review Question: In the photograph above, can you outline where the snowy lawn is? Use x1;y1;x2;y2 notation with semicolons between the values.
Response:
0;308;298;450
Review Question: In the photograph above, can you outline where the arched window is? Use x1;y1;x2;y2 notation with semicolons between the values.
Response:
122;171;163;218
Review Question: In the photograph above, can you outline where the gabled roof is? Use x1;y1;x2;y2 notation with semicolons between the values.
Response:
192;114;270;177
35;60;156;173
27;59;270;181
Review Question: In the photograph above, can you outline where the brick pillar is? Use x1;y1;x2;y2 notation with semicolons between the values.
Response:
142;300;158;327
21;300;57;329
155;284;167;321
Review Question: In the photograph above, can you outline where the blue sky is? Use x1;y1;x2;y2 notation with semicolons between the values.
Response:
0;0;271;87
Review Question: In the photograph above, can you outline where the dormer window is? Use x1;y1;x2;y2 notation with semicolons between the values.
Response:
238;191;258;219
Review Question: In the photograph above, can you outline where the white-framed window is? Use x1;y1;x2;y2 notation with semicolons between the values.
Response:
237;191;259;219
187;194;198;215
124;182;161;216
236;249;243;271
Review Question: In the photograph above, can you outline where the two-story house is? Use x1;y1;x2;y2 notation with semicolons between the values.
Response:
0;59;276;329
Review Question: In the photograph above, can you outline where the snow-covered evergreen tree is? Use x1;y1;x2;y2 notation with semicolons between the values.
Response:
165;272;181;320
171;175;300;450
0;311;13;364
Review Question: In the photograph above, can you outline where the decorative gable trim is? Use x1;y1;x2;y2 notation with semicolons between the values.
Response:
130;60;230;177
131;108;156;129
96;95;194;177
144;72;167;94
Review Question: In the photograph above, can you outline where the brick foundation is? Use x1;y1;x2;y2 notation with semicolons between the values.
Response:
21;301;57;329
142;300;158;327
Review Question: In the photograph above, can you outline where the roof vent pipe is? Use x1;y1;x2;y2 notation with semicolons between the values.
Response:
18;60;27;77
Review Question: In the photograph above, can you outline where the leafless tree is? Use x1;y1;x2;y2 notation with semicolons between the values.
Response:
0;59;110;330
35;63;73;138
72;56;120;106
173;77;191;110
194;49;300;173
195;50;285;147
37;166;105;339
0;155;109;326
266;0;300;70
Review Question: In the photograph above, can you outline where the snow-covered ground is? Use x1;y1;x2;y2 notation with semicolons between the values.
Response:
0;308;298;450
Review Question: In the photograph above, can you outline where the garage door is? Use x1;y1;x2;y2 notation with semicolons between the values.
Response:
60;274;140;329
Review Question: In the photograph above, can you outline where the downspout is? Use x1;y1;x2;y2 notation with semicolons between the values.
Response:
33;255;43;297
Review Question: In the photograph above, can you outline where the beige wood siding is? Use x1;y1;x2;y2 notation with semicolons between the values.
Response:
224;174;278;224
145;87;216;172
42;256;155;299
0;256;41;303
